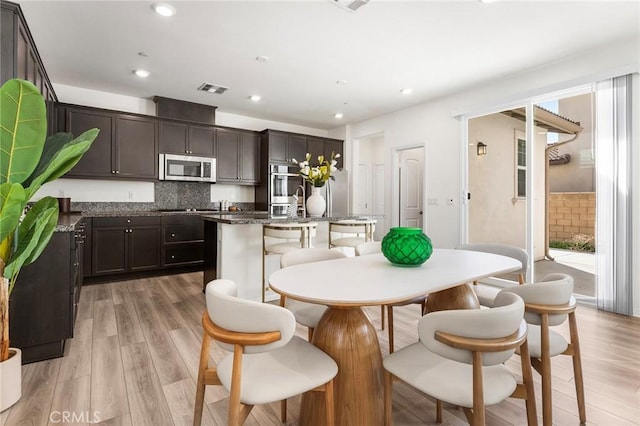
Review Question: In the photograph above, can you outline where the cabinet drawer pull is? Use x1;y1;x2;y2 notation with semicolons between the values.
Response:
171;233;176;237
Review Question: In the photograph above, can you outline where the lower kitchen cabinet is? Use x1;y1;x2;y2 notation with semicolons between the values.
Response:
162;215;205;267
9;222;85;364
91;216;161;275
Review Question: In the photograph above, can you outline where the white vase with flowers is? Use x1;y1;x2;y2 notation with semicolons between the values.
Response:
292;152;340;217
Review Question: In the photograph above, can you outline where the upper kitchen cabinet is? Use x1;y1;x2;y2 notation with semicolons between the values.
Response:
306;136;344;169
1;1;57;134
264;130;307;164
215;128;260;184
58;104;158;180
158;119;216;157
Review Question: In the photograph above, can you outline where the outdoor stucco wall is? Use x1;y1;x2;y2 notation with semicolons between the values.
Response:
468;113;546;260
549;93;595;192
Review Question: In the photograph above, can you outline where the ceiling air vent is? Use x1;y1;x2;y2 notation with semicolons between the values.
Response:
197;82;228;94
332;0;369;12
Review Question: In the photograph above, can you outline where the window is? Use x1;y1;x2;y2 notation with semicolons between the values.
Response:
515;132;526;198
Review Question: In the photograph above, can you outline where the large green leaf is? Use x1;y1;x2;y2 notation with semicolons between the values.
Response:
24;129;98;198
4;197;58;290
0;183;26;245
0;79;47;185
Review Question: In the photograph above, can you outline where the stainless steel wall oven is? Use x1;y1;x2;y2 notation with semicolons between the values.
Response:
268;164;302;216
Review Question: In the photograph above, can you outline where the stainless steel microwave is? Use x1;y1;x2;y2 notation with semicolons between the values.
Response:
159;154;216;183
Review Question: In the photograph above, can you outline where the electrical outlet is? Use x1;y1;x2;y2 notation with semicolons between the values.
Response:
427;198;438;206
447;198;454;206
58;190;65;197
128;191;135;200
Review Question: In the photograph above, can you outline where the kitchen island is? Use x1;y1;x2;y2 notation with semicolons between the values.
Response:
202;213;380;302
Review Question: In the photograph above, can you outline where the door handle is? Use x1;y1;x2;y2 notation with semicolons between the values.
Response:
419;210;423;215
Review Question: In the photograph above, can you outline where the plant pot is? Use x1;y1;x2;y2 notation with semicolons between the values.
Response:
306;186;326;217
0;348;22;412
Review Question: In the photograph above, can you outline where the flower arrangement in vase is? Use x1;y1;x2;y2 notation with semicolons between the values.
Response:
292;152;340;217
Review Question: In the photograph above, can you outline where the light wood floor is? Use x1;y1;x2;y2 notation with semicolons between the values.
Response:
1;272;639;425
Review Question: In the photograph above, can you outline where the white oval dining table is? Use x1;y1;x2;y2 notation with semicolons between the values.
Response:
268;249;522;426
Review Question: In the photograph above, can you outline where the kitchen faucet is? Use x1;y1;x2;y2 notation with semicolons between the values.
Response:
295;185;306;218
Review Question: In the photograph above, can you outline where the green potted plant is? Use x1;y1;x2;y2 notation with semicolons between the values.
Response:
0;79;98;411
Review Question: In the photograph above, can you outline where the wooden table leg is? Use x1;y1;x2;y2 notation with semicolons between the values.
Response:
425;283;480;312
298;307;384;426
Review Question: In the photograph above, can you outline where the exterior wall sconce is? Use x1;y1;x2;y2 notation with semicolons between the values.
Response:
477;142;487;156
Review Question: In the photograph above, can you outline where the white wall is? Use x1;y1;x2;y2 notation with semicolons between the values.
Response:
44;84;327;204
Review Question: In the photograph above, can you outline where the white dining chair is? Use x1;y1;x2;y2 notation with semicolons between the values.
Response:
456;243;529;306
279;248;348;341
497;273;585;426
355;241;428;353
194;279;338;426
383;292;537;426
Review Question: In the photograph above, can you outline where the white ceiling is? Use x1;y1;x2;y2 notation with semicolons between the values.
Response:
18;0;640;130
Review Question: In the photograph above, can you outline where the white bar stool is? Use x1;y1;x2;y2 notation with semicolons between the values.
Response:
328;219;376;251
262;222;318;302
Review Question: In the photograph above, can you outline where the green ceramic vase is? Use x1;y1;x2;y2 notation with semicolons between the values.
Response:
381;227;433;267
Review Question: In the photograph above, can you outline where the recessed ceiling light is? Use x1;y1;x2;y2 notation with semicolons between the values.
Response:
133;69;150;78
336;79;348;85
334;113;344;119
152;3;176;17
249;95;261;102
400;88;413;95
138;52;148;57
256;56;270;63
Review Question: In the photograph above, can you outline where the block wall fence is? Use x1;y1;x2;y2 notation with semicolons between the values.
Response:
548;192;596;242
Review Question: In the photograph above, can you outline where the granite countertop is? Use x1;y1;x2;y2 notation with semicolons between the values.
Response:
201;213;382;225
55;209;382;229
55;213;85;232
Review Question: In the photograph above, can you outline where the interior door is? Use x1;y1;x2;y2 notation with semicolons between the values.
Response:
355;162;370;214
399;148;424;228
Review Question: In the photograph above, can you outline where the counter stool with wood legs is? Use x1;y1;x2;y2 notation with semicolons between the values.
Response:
262;222;317;302
328;219;376;252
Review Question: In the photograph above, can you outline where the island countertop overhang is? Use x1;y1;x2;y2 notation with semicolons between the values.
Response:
201;213;382;225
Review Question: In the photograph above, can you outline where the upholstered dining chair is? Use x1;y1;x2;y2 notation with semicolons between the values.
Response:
194;279;338;426
355;241;428;353
279;248;348;341
354;241;387;330
456;243;529;306
497;273;585;426
383;292;537;426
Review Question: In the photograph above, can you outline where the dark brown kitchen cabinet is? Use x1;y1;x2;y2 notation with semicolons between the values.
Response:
91;216;161;275
159;120;216;157
1;1;57;134
325;139;344;169
215;128;260;184
9;221;85;364
116;114;157;178
58;104;158;180
306;137;344;169
62;107;115;177
162;215;204;267
266;130;306;164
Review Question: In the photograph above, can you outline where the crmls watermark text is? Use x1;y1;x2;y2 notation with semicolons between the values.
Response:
49;411;101;424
